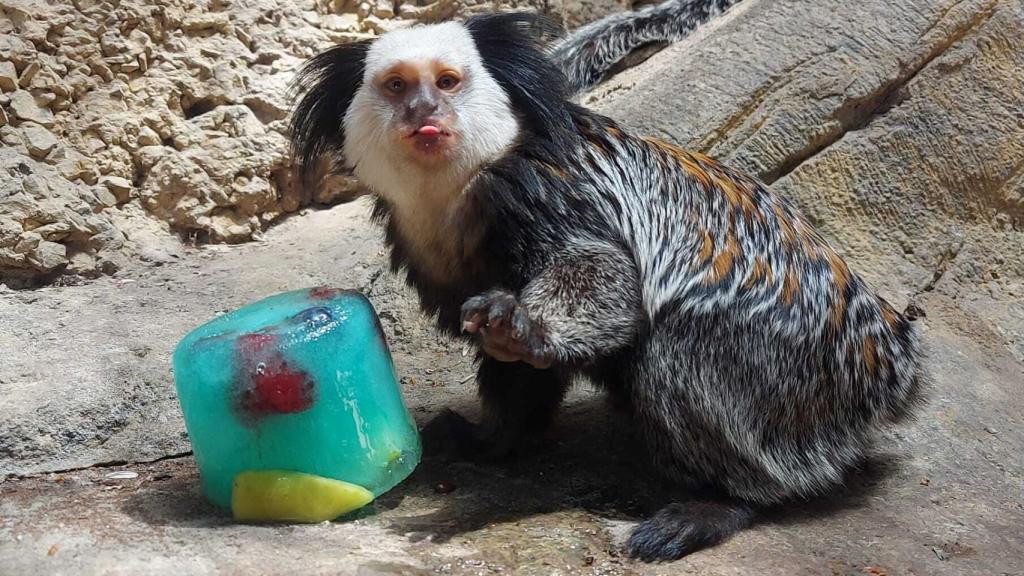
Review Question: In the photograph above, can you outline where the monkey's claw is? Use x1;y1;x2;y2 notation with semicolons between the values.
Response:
461;290;553;369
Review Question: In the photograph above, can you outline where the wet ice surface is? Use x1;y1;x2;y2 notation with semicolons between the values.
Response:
172;287;421;508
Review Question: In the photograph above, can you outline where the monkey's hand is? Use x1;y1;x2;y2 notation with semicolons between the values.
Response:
461;290;554;369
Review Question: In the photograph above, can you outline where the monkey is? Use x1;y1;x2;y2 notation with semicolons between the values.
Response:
550;0;742;93
289;12;923;562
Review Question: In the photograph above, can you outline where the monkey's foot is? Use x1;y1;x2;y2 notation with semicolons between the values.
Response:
420;409;477;461
460;290;553;369
419;408;522;462
627;500;755;561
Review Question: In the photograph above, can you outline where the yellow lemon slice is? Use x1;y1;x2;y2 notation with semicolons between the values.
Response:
232;470;374;522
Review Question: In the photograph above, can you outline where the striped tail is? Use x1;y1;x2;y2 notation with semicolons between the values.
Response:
549;0;741;93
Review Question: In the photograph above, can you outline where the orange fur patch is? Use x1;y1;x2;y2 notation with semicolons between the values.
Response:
862;335;878;376
774;203;798;247
781;269;800;304
718;176;760;221
707;251;734;284
879;299;900;328
698;229;714;263
704;232;741;284
828;249;851;329
643;137;713;189
690;151;721;167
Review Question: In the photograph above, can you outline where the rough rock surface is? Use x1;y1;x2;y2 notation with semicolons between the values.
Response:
0;148;128;282
1;0;1023;574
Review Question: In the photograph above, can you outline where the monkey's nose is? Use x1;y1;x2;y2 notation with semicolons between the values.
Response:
404;100;440;123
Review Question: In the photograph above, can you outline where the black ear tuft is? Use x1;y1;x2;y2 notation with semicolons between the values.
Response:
464;12;574;138
288;40;372;186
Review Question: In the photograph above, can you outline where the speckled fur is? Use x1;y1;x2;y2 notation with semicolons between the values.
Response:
290;13;924;561
550;0;741;93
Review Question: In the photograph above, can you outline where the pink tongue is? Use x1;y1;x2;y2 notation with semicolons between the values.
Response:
417;125;441;136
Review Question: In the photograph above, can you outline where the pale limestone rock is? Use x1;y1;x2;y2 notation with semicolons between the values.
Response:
547;0;628;29
28;239;67;271
316;173;364;205
396;1;456;22
66;249;97;275
134;145;170;170
1;126;29;154
372;0;395;19
24;64;71;100
0;148;119;280
136;125;160;147
0;33;36;70
207;211;253;242
100;175;133;204
9;90;55;127
182;13;231;34
92;186;119;208
321;13;360;32
17;60;38;87
0;60;17;92
47;145;97;183
88;228;126;251
32;221;71;242
21;123;58;159
13;231;41;253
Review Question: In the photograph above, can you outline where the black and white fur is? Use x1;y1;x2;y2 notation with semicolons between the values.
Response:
550;0;741;93
290;13;923;561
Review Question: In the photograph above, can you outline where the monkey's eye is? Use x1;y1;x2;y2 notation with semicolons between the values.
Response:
384;77;406;94
436;73;460;91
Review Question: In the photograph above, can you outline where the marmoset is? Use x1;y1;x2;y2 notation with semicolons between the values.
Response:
289;13;923;561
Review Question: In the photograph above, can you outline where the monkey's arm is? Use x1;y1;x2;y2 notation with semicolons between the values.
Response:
462;239;642;367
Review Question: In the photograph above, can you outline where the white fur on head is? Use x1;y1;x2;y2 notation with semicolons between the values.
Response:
342;22;520;206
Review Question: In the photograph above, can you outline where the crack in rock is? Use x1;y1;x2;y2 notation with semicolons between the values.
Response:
5;451;194;479
764;0;1001;185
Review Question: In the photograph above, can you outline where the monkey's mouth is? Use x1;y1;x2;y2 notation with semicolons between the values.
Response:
407;124;452;139
405;123;455;158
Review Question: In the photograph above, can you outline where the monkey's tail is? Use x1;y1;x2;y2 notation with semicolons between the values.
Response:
548;0;741;94
627;498;755;561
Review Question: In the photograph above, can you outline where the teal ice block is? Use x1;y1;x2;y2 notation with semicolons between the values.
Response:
172;287;421;510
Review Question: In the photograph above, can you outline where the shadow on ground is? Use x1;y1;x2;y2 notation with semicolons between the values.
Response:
119;392;900;548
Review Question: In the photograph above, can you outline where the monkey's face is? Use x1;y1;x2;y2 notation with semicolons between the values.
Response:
342;22;520;195
372;60;462;166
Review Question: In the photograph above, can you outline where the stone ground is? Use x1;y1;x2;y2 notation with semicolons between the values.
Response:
1;201;1022;575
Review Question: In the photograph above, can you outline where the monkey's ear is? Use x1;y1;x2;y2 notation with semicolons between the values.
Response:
289;39;372;187
464;12;574;138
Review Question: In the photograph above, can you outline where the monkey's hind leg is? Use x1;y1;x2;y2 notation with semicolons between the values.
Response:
617;321;762;560
421;358;571;462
